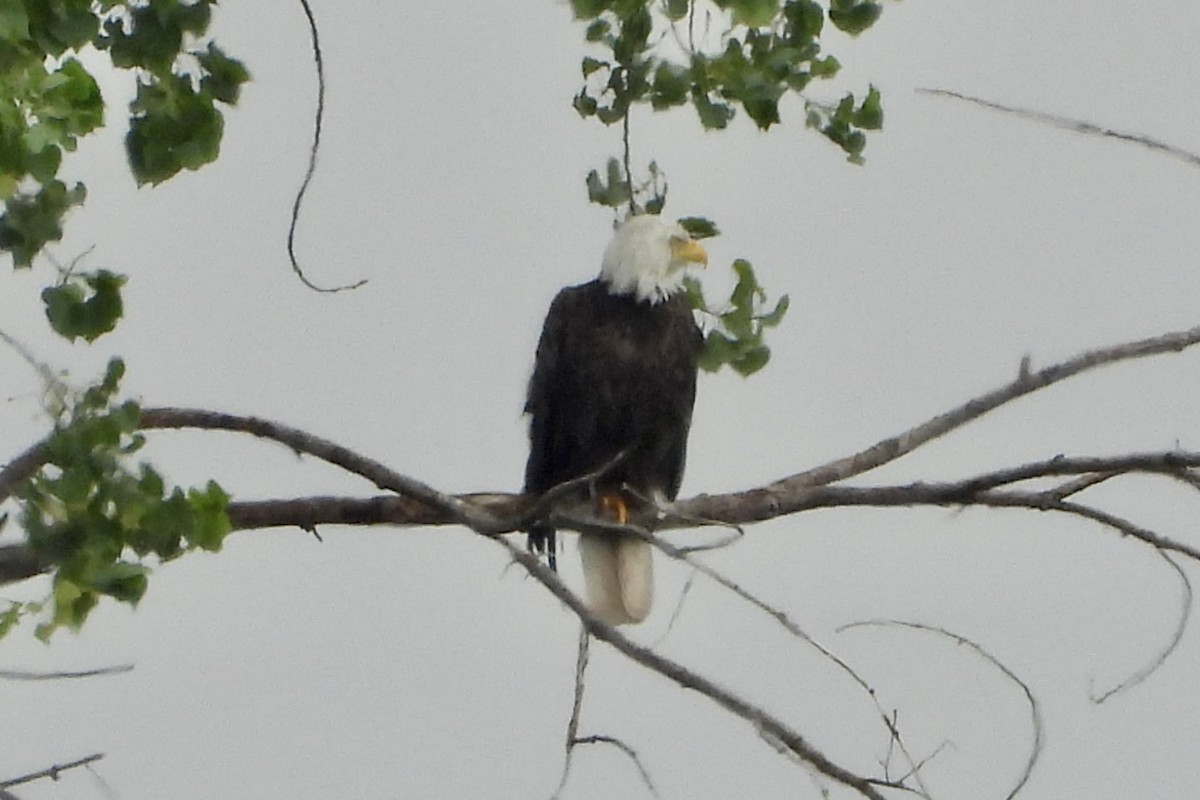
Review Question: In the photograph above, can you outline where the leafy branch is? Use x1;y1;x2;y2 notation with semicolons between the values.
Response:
574;2;881;374
8;359;230;639
1;0;249;337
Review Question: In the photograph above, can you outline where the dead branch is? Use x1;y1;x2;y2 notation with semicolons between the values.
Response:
918;88;1200;168
840;620;1043;800
0;664;132;681
1090;551;1192;704
493;535;895;800
0;753;104;790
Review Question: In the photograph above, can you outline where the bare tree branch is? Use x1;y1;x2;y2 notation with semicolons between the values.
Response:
0;544;47;584
1089;551;1192;704
0;754;104;790
918;88;1200;168
493;535;894;800
570;736;662;799
647;533;934;796
0;664;132;681
840;620;1043;800
761;323;1200;495
287;0;367;293
138;408;504;533
550;627;590;800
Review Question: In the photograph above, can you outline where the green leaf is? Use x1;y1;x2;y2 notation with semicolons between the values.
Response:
727;0;780;27
581;56;607;78
0;602;21;640
89;561;149;604
698;331;740;373
187;481;231;552
584;18;610;42
198;43;250;105
782;0;823;41
571;0;610;19
732;345;771;376
40;58;105;141
0;0;30;43
585;157;631;208
664;0;690;21
854;84;883;129
26;0;98;56
829;0;882;35
0;180;86;267
681;275;707;312
618;6;652;57
650;63;689;110
42;269;126;342
691;88;734;129
126;75;225;185
810;54;840;78
677;216;720;239
573;89;598;118
759;293;790;327
101;10;182;73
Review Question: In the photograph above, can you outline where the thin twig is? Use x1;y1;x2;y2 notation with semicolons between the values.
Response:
571;736;662;799
0;754;104;790
647;534;932;797
765;324;1200;495
1048;471;1119;500
622;105;636;216
550;627;590;799
0;328;69;415
840;620;1042;800
977;492;1200;564
135;408;501;533
1090;551;1192;703
494;535;893;800
0;664;132;681
918;88;1200;168
288;0;367;292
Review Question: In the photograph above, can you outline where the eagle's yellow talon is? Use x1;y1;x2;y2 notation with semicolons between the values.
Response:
599;493;628;525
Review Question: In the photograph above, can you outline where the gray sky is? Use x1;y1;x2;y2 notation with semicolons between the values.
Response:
3;1;1200;798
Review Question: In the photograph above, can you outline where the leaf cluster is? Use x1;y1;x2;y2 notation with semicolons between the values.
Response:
13;359;230;639
685;256;789;376
587;156;672;214
42;268;125;342
0;0;248;278
571;0;885;158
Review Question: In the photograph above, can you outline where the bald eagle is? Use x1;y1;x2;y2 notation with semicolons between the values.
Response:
524;215;708;624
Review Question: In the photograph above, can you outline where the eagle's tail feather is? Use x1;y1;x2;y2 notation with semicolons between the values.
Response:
579;535;653;624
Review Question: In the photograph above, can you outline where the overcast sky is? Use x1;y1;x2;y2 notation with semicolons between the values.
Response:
3;1;1200;798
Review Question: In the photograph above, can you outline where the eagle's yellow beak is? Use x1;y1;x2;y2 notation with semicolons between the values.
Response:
670;238;708;268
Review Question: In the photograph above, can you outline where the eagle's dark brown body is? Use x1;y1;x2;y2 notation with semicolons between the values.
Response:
524;279;702;558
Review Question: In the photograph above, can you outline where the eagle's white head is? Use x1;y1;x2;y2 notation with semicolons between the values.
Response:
599;215;708;304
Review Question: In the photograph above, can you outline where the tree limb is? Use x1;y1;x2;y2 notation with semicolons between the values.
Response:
493;535;893;800
0;753;104;790
918;88;1200;168
840;620;1043;800
765;322;1200;493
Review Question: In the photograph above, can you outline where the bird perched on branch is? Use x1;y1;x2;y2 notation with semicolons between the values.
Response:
524;214;707;624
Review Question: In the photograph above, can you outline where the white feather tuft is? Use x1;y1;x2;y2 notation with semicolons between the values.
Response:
579;534;654;625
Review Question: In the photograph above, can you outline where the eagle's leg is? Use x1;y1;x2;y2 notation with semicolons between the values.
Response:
598;493;629;525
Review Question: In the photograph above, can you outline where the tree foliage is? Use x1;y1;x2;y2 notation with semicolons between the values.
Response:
0;0;248;326
10;359;230;638
570;0;884;153
573;1;891;372
0;1;888;634
0;1;246;637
